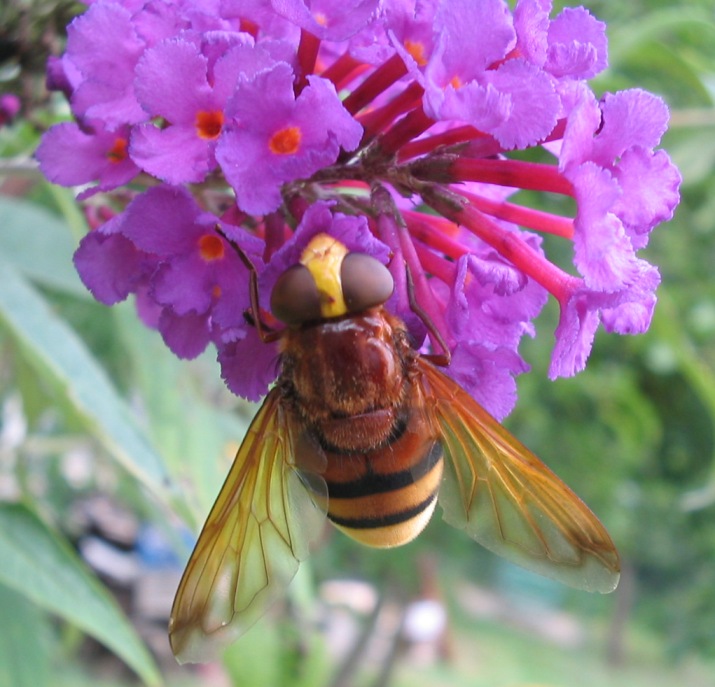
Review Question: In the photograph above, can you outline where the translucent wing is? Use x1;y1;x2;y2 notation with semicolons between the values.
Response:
169;389;327;663
418;359;620;593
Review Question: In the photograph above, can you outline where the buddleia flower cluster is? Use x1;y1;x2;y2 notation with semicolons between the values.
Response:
37;0;681;420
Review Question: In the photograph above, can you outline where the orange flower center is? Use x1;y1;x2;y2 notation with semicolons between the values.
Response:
195;110;224;140
404;40;427;67
198;234;225;261
107;137;128;163
268;126;302;155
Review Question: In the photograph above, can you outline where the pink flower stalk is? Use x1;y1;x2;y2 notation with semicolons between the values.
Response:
37;0;681;418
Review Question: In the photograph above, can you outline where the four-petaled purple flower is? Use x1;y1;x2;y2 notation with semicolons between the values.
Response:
37;0;681;420
217;61;363;214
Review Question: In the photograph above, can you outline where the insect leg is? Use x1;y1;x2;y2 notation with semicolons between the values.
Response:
404;263;451;367
215;226;283;344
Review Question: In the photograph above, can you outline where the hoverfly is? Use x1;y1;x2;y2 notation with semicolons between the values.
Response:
169;232;620;662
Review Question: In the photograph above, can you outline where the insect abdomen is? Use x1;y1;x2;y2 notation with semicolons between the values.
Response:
319;406;444;548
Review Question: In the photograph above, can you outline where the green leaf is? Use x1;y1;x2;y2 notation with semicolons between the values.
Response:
0;583;51;687
0;503;162;686
608;8;715;65
112;304;254;520
43;183;93;244
0;196;89;299
0;257;168;493
667;127;715;187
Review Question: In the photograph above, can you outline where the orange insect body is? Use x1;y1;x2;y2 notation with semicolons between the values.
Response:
281;310;444;547
169;233;620;663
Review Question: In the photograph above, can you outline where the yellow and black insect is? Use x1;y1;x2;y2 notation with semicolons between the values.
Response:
169;233;620;662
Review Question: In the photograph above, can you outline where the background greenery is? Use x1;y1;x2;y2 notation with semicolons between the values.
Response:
1;1;714;685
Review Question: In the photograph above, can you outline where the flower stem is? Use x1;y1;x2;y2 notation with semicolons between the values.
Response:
377;106;435;157
342;53;408;115
403;210;466;261
458;190;575;239
450;158;574;196
423;186;575;300
395;215;451;347
321;53;369;91
398;125;489;161
295;30;321;92
413;238;457;284
358;81;424;138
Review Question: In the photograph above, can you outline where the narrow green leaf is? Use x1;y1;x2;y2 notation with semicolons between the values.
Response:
0;583;51;687
112;304;254;519
0;196;89;299
0;257;168;492
0;503;162;687
43;182;92;244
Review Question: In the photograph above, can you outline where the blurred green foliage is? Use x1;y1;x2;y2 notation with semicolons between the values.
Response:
1;1;715;685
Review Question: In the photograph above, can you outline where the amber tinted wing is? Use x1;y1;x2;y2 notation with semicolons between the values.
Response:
418;359;620;593
169;389;327;663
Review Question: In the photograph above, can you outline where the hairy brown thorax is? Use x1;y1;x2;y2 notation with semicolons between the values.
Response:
280;308;412;449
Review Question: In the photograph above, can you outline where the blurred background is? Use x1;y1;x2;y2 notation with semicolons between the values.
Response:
1;1;714;685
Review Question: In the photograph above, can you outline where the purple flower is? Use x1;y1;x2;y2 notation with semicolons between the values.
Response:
217;326;280;402
271;0;380;41
550;262;660;378
40;0;679;419
37;122;139;192
130;34;255;184
217;63;362;214
65;2;149;128
571;161;641;290
0;93;21;126
545;86;681;318
408;0;562;149
563;88;680;252
74;185;262;359
440;251;547;420
74;229;154;306
515;0;608;79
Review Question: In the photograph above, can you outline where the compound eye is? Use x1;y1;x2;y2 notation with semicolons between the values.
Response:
270;264;322;325
340;253;394;314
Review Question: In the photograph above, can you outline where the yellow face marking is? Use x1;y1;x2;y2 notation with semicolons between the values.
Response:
299;233;349;318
